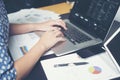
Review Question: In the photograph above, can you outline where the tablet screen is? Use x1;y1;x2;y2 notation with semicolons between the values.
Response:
104;27;120;69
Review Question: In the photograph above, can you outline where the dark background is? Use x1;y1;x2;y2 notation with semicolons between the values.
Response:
3;0;68;13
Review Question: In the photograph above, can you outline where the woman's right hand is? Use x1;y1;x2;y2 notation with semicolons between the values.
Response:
38;29;66;51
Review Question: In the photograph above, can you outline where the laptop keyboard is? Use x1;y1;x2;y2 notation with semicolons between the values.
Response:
63;25;92;44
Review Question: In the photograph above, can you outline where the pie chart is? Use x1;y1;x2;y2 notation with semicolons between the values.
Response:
88;66;102;74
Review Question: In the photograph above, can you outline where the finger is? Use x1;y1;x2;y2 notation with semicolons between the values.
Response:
58;19;66;26
54;19;67;30
58;19;67;30
56;37;66;42
51;27;61;31
53;30;63;37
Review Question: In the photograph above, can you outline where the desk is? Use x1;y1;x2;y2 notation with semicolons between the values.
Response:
38;2;73;15
24;2;120;80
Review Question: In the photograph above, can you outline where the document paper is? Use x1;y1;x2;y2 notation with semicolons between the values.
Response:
9;33;54;61
41;53;120;80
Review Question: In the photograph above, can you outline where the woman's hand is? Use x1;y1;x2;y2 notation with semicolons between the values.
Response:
10;19;67;35
38;29;66;51
33;19;67;31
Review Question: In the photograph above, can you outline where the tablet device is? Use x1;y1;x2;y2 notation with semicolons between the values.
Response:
104;27;120;72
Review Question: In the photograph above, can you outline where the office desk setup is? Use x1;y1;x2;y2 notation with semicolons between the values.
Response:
8;2;120;80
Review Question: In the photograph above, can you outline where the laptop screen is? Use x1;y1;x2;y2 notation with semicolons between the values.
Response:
69;0;120;40
104;27;120;70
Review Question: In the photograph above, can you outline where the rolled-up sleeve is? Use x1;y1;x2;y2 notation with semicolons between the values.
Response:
0;0;17;79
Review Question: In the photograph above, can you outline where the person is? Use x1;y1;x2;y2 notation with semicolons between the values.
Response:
0;0;67;80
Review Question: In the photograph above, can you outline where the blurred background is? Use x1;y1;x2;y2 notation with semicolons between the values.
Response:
3;0;75;13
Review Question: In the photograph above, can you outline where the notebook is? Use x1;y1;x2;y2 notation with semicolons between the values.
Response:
104;27;120;77
52;0;120;56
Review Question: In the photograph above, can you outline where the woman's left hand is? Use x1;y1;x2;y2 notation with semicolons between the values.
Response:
33;19;67;31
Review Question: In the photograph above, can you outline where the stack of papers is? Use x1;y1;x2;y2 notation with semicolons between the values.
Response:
40;53;120;80
8;8;60;24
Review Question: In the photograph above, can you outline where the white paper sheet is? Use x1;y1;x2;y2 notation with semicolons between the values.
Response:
9;33;54;61
40;53;120;80
8;8;60;24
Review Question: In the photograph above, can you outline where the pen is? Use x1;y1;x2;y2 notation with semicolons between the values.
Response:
54;62;88;67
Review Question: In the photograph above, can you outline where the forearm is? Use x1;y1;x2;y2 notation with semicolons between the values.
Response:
14;40;46;80
9;23;35;35
9;19;67;35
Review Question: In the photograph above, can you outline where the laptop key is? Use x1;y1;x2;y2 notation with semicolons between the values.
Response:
63;26;92;44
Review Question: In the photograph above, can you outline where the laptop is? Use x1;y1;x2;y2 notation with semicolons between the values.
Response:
52;0;120;56
104;27;120;79
104;20;120;43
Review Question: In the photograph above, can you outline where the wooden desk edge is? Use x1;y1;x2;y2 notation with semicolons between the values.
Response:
38;2;73;15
